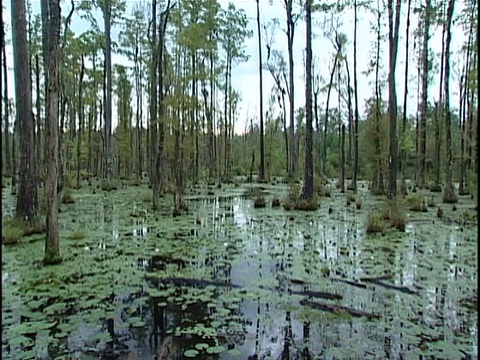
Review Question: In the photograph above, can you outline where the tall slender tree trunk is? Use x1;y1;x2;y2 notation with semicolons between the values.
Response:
0;11;3;177
417;0;430;188
223;51;229;178
313;88;321;174
35;55;42;179
76;54;85;189
103;0;113;181
41;0;61;264
458;21;473;194
344;56;353;178
466;54;475;172
2;30;11;177
190;52;197;182
323;54;338;175
434;2;447;189
149;0;159;207
281;90;288;175
284;0;295;179
387;0;401;199
399;0;412;195
12;0;38;223
256;0;265;181
373;0;384;194
352;0;359;190
442;0;457;203
339;124;345;193
302;0;313;200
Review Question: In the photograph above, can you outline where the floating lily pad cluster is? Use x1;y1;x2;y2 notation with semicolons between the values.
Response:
2;182;477;359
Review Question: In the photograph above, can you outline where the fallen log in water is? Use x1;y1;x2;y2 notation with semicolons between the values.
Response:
146;276;343;300
362;278;418;295
300;300;380;320
359;274;393;282
145;276;241;289
331;277;368;289
289;289;343;300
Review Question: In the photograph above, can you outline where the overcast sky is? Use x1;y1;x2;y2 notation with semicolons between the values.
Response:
4;0;467;133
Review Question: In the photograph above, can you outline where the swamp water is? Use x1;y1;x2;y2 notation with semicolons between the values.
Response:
1;182;477;359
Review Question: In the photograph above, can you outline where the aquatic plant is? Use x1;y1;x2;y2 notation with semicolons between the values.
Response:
271;198;281;207
61;188;75;204
407;194;427;212
355;198;362;210
426;195;436;208
254;196;266;208
365;212;385;234
442;184;458;204
389;205;407;232
2;225;24;244
294;196;319;211
68;229;87;240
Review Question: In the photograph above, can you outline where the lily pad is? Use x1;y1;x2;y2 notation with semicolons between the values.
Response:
184;349;199;358
55;332;69;339
228;349;242;357
194;342;210;350
206;345;225;354
131;321;146;328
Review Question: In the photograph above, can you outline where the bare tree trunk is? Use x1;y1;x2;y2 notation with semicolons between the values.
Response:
35;55;42;181
281;90;288;175
149;0;159;207
399;0;412;196
352;0;359;190
442;0;457;203
41;0;61;264
256;0;265;181
302;0;313;200
466;54;475;172
340;124;345;193
12;0;38;223
89;54;96;175
323;54;338;176
417;0;430;189
373;0;384;194
2;31;11;177
103;0;113;181
433;2;446;190
344;56;353;178
76;54;85;189
284;0;295;179
0;5;3;177
387;0;401;199
313;87;321;174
